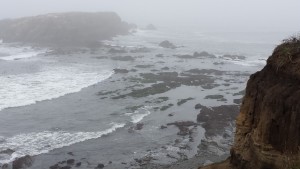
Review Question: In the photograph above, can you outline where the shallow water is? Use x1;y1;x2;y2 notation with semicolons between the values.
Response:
0;29;292;168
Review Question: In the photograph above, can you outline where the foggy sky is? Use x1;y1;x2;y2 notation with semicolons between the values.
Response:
1;0;299;32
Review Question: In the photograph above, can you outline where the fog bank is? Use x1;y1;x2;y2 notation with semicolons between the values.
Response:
1;0;299;32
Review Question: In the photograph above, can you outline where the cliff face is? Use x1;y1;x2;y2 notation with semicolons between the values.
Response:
0;12;132;46
201;37;300;169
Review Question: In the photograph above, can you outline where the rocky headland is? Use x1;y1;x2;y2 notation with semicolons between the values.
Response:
200;37;300;169
0;12;132;47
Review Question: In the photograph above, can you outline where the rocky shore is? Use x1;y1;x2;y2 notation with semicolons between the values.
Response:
200;37;300;169
0;15;274;169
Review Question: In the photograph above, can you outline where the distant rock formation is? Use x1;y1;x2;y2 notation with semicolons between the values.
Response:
200;36;300;169
144;24;157;30
0;12;132;47
159;40;177;49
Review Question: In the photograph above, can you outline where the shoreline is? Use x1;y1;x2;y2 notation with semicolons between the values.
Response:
0;33;261;168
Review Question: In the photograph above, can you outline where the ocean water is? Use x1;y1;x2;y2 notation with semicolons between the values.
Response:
0;29;294;167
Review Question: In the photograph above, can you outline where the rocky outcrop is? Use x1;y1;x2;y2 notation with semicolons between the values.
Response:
200;36;300;169
159;40;177;49
0;12;132;46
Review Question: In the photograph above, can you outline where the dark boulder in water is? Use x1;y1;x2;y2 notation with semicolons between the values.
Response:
193;51;216;58
0;12;132;47
113;69;129;74
108;48;127;54
95;163;105;169
12;155;33;169
159;40;177;49
0;149;15;155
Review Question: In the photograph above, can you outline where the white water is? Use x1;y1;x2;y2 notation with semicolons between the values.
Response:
0;123;125;164
130;107;151;123
0;65;114;111
0;45;49;61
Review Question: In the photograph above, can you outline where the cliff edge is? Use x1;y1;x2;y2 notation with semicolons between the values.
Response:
200;36;300;169
0;12;132;46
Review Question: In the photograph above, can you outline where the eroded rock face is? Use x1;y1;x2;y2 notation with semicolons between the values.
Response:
0;12;132;46
200;37;300;169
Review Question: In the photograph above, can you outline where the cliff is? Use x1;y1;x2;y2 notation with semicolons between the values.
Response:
200;36;300;169
0;12;132;46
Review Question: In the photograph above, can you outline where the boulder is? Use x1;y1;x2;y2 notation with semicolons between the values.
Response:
159;40;177;49
12;155;33;169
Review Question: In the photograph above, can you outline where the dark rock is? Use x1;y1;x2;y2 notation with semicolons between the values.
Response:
66;159;75;165
2;164;9;169
134;158;143;164
167;121;197;136
213;62;225;65
197;105;239;136
75;162;81;167
135;65;153;68
67;152;74;156
204;95;224;100
155;54;164;57
159;40;177;49
177;126;190;136
111;56;135;61
177;97;194;106
167;121;197;127
193;51;216;58
185;69;224;76
108;48;127;54
168;113;174;117
175;54;196;59
130;69;137;72
12;155;33;169
108;161;112;164
195;103;205;109
160;125;167;129
113;69;129;74
49;164;59;169
59;161;66;164
233;98;243;105
60;166;71;169
95;163;104;169
0;149;15;155
135;123;144;130
160;104;174;111
161;67;170;70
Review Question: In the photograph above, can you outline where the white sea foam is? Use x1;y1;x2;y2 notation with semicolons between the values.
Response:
0;51;44;61
130;107;151;123
0;66;113;111
0;45;49;61
230;59;266;67
0;123;125;164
